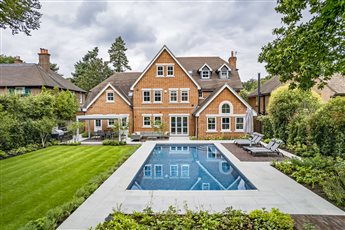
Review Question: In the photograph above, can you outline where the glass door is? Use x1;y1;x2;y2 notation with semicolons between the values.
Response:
170;116;188;135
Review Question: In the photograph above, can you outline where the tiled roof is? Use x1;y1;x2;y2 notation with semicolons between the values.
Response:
0;63;86;92
327;73;345;95
248;76;281;97
177;57;243;91
83;57;243;109
83;72;140;108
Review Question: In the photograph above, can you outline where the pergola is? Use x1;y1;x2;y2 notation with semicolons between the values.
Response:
76;114;129;140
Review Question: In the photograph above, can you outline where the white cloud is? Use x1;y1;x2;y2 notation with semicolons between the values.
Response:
1;0;281;81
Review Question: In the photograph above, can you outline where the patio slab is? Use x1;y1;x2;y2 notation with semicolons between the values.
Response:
58;140;344;230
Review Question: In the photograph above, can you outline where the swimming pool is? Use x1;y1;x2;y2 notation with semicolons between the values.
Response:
128;144;256;190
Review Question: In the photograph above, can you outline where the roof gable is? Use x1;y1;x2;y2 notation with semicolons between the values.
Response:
194;84;257;117
130;45;201;90
217;63;230;72
84;83;131;110
198;63;213;72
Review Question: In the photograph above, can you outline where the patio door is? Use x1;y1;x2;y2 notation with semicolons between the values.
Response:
170;116;188;136
94;119;102;132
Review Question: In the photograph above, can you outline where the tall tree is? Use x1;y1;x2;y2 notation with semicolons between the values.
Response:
0;0;42;35
72;47;113;91
259;0;345;90
0;54;16;63
108;36;131;72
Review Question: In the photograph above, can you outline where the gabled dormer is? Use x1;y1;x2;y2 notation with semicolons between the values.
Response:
217;64;231;79
199;63;212;79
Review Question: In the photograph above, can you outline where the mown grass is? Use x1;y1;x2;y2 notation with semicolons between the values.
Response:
0;145;138;230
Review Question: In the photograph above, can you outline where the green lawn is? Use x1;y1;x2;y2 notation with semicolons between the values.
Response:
0;145;138;230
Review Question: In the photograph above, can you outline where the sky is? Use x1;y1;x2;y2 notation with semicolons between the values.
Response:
1;0;282;82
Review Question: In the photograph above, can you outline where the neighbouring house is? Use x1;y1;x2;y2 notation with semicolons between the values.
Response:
0;48;86;104
78;45;256;139
248;74;345;115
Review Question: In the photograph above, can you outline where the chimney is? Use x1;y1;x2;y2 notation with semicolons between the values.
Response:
38;48;50;71
228;51;237;70
14;56;23;64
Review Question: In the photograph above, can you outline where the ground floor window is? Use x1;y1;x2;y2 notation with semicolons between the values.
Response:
108;119;115;127
221;117;230;131
207;117;216;131
153;115;162;127
236;117;244;131
143;116;151;127
170;165;178;177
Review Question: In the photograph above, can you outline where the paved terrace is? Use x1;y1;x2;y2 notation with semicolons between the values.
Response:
59;140;345;230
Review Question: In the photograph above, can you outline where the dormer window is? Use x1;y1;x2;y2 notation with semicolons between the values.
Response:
199;64;212;79
218;64;230;79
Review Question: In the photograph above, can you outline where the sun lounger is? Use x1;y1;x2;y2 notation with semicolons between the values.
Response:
248;139;283;156
243;138;276;151
234;133;264;146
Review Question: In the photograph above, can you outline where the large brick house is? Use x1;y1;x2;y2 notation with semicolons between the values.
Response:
78;45;256;138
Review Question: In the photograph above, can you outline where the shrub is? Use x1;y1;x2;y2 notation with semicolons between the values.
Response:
60;142;81;146
0;150;8;158
94;207;293;230
309;97;345;157
257;115;274;138
102;140;126;146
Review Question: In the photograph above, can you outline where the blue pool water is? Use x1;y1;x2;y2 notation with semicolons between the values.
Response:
128;144;256;190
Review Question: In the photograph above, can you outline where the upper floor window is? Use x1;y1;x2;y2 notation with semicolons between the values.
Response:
157;65;164;77
220;70;228;79
106;90;114;102
201;70;210;79
220;101;232;114
143;90;150;103
167;65;174;77
169;89;178;103
181;89;189;102
198;91;203;98
154;90;162;103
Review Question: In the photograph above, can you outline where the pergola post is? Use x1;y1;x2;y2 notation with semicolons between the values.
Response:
88;120;91;139
76;117;80;142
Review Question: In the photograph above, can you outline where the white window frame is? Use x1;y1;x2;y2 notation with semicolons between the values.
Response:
202;183;210;190
106;90;115;102
153;114;162;127
153;89;162;103
156;65;164;77
14;87;25;95
180;89;189;103
201;70;210;79
143;164;152;177
221;117;231;132
207;146;218;159
220;70;229;79
167;65;174;77
154;164;163;178
143;115;151;128
219;101;232;114
169;89;178;103
142;90;151;103
107;119;115;127
170;164;178;177
235;116;245;132
181;164;190;178
198;91;203;99
207;117;217;132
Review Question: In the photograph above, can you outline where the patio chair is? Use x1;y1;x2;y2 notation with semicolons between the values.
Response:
131;132;142;141
243;138;276;151
234;133;264;146
247;139;283;156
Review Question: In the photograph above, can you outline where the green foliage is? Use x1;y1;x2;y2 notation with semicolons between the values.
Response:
49;63;59;72
102;140;126;146
309;97;345;157
0;54;16;63
273;155;345;209
72;47;113;91
0;0;42;35
267;85;321;142
108;36;131;72
257;115;274;138
94;207;293;230
259;0;345;90
31;116;56;147
54;89;79;121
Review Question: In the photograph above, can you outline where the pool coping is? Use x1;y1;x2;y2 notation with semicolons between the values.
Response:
58;140;345;230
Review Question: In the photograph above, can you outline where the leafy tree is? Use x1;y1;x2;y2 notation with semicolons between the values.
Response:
259;0;345;90
50;63;59;72
108;36;131;72
53;88;79;121
32;116;56;147
267;85;321;142
0;54;16;63
68;121;84;143
0;0;42;35
72;47;113;91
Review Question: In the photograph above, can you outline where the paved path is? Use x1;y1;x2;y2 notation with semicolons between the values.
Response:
58;141;345;230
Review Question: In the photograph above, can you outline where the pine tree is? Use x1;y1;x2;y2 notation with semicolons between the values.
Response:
71;47;113;91
108;36;131;72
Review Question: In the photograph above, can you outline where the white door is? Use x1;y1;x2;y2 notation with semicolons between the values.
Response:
94;119;102;132
170;116;188;136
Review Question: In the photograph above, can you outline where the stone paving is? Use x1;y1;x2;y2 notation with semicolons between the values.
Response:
58;140;345;230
